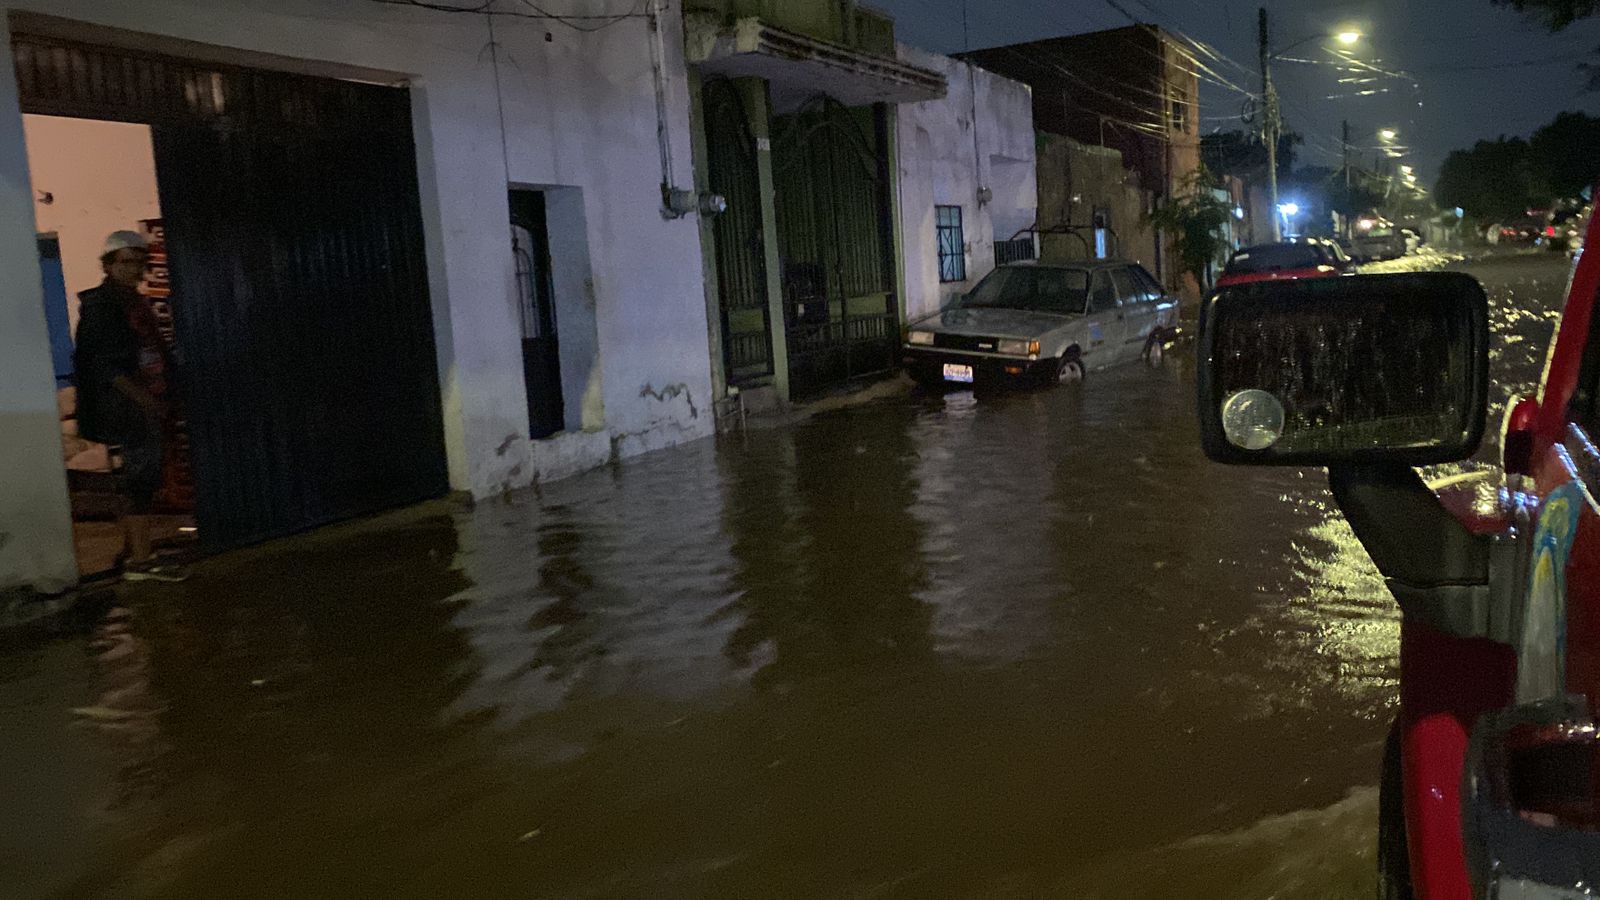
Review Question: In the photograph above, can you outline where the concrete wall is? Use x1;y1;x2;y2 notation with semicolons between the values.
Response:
0;15;76;593
1035;133;1157;270
894;44;1036;324
23;115;161;332
0;0;715;592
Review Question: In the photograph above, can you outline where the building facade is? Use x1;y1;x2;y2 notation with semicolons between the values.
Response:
0;0;717;593
893;44;1036;324
685;0;945;407
959;24;1202;288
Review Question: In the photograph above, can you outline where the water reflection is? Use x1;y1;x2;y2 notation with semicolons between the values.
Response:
723;408;934;687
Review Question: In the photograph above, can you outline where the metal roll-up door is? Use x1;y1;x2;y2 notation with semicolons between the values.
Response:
14;33;450;549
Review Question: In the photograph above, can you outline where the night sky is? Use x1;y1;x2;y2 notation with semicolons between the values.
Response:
875;0;1600;186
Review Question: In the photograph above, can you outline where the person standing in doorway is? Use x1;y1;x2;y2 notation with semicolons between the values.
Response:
74;230;185;581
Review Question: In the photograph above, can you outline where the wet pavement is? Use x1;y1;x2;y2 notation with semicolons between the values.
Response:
0;249;1575;899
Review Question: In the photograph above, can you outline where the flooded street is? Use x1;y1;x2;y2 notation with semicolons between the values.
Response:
0;251;1574;899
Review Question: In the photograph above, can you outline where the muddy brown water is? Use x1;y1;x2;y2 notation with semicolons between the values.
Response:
0;252;1571;898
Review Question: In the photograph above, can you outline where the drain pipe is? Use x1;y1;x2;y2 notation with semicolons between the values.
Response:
651;0;700;218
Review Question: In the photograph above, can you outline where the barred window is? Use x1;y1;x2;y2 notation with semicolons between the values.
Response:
936;205;966;283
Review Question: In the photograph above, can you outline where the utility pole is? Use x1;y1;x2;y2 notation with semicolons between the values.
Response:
1342;119;1351;237
1258;7;1282;241
1342;120;1351;189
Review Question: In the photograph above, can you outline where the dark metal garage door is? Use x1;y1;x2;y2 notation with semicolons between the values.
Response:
14;33;450;550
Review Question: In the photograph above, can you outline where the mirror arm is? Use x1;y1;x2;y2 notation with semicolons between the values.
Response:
1328;464;1494;639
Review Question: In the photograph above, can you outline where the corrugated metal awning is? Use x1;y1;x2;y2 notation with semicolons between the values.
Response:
688;17;945;109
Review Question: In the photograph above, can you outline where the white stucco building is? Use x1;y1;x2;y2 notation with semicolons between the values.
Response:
0;0;715;593
894;44;1036;323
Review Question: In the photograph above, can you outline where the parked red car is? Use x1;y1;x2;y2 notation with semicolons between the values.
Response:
1198;212;1600;899
1216;240;1343;288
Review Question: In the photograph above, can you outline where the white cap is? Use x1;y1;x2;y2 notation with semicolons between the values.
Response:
103;230;149;256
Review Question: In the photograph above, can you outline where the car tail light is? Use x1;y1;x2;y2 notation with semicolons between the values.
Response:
1464;698;1600;898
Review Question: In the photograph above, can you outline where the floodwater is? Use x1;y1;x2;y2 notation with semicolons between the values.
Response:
0;251;1572;899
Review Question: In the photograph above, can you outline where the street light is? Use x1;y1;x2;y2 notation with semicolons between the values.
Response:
1277;201;1300;238
1336;30;1362;46
1379;128;1398;142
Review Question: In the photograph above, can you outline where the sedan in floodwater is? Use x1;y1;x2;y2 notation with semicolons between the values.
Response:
902;259;1177;388
1216;241;1343;289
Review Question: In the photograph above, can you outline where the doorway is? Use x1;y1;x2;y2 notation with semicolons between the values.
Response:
15;30;449;555
771;96;899;399
510;189;565;441
26;115;197;577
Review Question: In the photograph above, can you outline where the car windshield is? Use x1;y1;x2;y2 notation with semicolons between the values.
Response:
1226;244;1323;274
959;267;1089;314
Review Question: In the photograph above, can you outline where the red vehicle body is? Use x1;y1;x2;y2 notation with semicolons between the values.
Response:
1216;240;1344;288
1200;210;1600;899
1392;212;1600;899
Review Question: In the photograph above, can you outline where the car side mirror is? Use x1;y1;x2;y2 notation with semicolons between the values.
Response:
1197;272;1489;466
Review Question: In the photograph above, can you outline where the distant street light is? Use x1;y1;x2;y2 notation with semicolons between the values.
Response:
1336;30;1362;46
1379;128;1398;141
1278;202;1300;216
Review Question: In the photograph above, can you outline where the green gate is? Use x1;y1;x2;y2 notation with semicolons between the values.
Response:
702;79;774;386
772;97;898;399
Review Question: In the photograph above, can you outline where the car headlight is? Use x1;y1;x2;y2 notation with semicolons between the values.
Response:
997;339;1040;356
907;331;935;346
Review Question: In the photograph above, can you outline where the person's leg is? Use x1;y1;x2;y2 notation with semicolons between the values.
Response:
125;510;153;563
119;433;162;565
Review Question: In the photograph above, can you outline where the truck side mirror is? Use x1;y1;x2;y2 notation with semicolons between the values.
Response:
1197;272;1490;467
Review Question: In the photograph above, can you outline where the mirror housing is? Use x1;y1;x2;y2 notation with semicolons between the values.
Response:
1198;272;1489;466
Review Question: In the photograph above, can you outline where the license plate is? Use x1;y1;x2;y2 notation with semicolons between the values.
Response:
943;363;975;383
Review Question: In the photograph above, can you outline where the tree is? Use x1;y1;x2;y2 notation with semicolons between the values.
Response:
1282;165;1388;224
1529;111;1600;197
1147;167;1236;290
1493;0;1600;87
1493;0;1599;29
1436;137;1542;220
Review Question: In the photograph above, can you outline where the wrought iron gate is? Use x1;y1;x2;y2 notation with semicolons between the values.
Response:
771;97;898;399
702;79;773;386
14;33;449;550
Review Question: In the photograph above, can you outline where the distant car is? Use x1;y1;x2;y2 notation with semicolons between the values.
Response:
1400;228;1422;254
1299;235;1350;269
1496;216;1541;245
1544;206;1588;253
1351;226;1408;261
1216;242;1340;288
902;259;1178;388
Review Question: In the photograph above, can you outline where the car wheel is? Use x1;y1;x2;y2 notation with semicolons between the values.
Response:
1056;354;1085;384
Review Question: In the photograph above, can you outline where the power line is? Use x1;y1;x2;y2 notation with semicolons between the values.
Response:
367;0;646;30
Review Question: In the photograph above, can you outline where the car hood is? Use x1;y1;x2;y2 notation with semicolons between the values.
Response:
913;306;1079;338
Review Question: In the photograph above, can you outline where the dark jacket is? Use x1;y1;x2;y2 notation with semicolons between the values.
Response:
73;282;147;445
